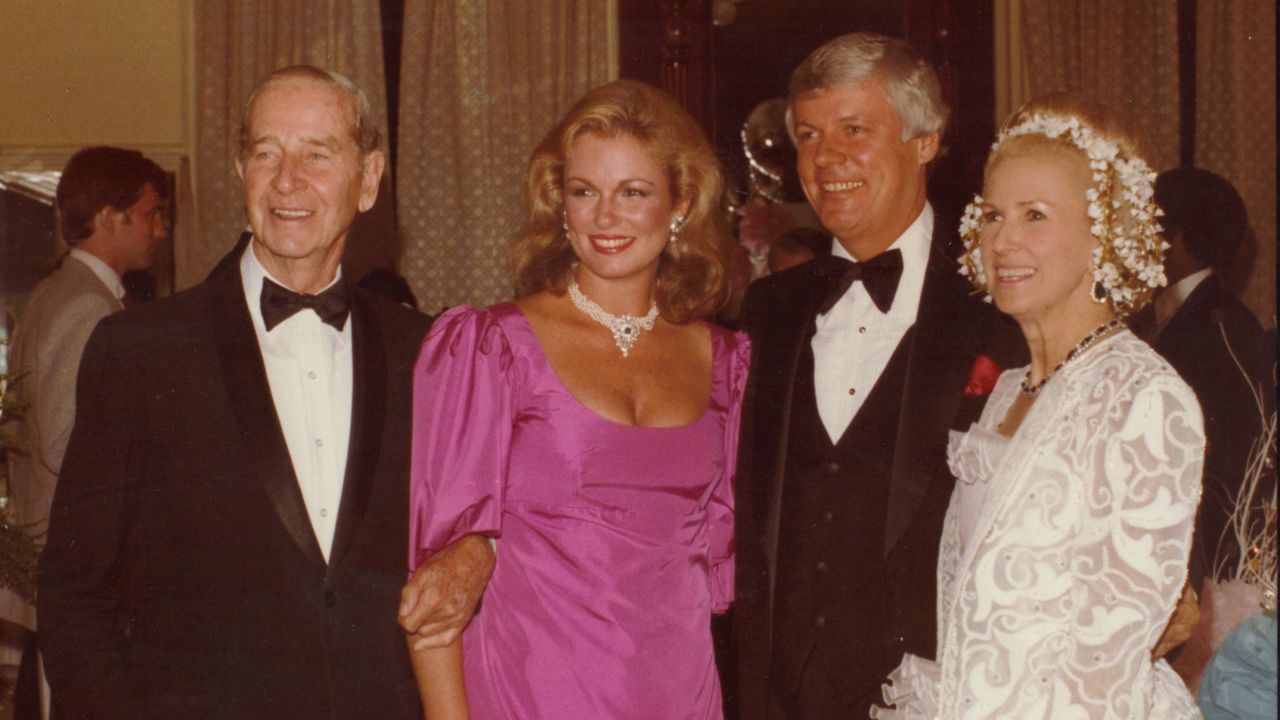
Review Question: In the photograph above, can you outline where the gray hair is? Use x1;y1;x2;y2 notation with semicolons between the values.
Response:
238;65;382;159
787;33;948;142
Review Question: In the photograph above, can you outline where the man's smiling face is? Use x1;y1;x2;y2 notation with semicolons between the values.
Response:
792;79;937;259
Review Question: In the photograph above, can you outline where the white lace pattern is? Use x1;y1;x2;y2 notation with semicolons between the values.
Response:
876;331;1205;719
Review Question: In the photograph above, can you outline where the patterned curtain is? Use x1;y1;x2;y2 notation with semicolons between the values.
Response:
396;0;616;314
1195;0;1276;327
1017;0;1181;172
185;1;389;290
993;0;1030;123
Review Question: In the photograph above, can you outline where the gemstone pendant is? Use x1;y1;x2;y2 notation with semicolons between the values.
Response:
566;280;658;358
612;318;642;357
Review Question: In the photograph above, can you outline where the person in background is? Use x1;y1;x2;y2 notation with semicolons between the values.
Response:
767;226;831;274
735;97;821;281
3;146;167;719
875;93;1205;719
402;79;747;719
1149;167;1273;587
6;147;167;553
38;66;430;719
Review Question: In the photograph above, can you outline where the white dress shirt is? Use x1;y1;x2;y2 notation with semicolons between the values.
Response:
1152;267;1212;339
812;204;933;442
69;248;126;302
239;243;352;561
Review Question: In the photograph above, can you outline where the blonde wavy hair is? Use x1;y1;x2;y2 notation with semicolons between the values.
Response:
510;80;734;324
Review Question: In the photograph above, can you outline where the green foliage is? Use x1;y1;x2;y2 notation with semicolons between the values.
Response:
0;509;37;603
0;371;38;603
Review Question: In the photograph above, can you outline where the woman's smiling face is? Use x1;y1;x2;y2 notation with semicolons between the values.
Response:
978;149;1099;325
562;132;685;286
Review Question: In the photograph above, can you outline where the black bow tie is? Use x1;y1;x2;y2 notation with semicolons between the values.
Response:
816;249;904;315
260;277;351;331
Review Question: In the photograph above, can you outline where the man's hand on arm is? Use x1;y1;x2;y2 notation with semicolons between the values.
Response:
400;533;496;651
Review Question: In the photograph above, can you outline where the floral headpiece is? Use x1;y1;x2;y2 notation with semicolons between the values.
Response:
957;112;1167;316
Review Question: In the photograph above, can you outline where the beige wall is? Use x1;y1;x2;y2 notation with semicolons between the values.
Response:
0;0;192;171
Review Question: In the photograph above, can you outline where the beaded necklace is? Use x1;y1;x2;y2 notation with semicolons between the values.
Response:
567;280;659;358
1020;318;1124;397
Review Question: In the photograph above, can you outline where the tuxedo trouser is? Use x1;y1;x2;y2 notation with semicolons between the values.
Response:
766;651;873;720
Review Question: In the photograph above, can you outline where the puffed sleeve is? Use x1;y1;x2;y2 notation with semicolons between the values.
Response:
1059;373;1205;717
407;306;516;572
707;330;750;613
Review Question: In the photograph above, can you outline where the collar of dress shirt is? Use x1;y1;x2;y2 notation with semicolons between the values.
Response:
1153;267;1212;330
68;248;126;301
826;203;933;321
239;238;346;336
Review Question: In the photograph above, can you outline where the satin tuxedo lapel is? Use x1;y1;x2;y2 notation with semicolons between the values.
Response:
327;290;387;574
739;261;829;583
210;268;327;568
883;249;986;556
208;267;390;572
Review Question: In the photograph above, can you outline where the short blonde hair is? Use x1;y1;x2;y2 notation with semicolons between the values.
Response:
510;80;734;323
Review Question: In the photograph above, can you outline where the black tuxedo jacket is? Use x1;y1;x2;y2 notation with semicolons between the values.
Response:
38;242;432;719
733;232;1023;716
1152;274;1274;586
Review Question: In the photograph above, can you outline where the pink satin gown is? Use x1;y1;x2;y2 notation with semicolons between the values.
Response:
409;303;749;719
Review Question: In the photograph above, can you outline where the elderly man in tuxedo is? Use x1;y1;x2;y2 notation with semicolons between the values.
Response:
38;66;430;719
731;33;1021;719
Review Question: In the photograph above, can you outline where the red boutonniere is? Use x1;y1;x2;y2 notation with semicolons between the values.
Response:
964;354;1002;397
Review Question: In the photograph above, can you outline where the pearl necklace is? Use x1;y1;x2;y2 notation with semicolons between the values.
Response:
1020;318;1124;397
567;280;659;358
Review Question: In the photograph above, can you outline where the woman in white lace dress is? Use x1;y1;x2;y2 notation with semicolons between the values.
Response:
874;94;1206;719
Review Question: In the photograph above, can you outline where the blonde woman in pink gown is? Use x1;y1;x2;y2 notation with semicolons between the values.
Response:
405;80;748;719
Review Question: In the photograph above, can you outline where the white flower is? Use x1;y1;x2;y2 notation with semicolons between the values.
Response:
975;111;1166;315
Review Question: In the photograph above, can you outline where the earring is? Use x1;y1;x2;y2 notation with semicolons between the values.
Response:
1091;280;1108;304
1090;262;1108;304
668;215;686;244
562;211;569;232
1088;249;1110;305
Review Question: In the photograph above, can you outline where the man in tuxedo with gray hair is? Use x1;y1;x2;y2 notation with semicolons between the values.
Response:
732;33;1020;719
39;66;429;719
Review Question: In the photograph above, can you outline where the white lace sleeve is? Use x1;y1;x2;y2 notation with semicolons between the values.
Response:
1052;372;1204;717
